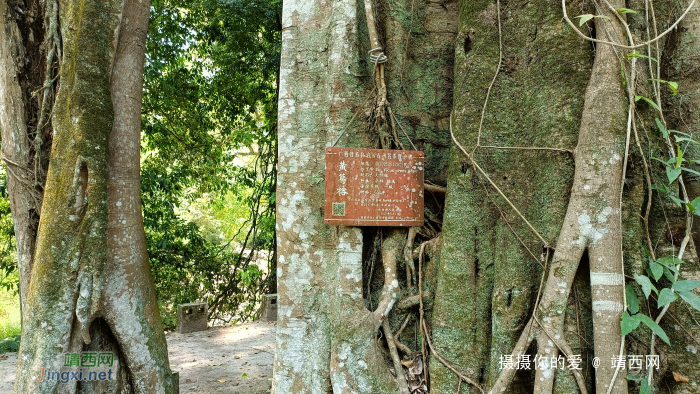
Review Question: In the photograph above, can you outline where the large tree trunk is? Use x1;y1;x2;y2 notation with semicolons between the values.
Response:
273;0;459;392
273;1;398;392
2;0;177;392
432;0;595;391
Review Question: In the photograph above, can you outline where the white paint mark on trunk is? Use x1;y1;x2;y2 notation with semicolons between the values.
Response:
592;301;624;313
590;272;624;286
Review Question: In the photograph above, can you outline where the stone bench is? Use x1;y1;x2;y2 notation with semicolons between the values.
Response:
177;302;208;334
261;294;277;322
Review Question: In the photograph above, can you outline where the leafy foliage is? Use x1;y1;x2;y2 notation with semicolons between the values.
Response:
142;0;281;327
0;171;17;292
622;109;700;350
0;335;20;354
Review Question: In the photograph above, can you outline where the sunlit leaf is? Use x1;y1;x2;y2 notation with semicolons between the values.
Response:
634;274;657;298
668;81;679;95
576;14;595;25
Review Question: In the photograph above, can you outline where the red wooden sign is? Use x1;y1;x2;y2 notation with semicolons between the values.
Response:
324;147;424;227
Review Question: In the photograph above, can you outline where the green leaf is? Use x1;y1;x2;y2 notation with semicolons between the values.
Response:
663;268;676;283
668;81;679;95
621;311;641;336
679;291;700;312
674;137;700;145
637;313;670;345
690;197;700;215
617;7;637;13
635;274;657;298
242;373;248;378
651;156;674;166
666;167;681;183
651;183;669;194
576;14;595;25
656;257;680;275
628;52;657;62
649;260;664;281
673;280;700;292
657;288;678;308
641;379;652;394
626;285;640;314
635;95;661;112
649;78;679;95
575;14;610;25
668;194;684;208
626;373;641;382
655;118;668;138
681;167;700;178
670;129;690;137
620;62;627;86
657;256;684;266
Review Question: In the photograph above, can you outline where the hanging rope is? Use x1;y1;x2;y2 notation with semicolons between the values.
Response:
369;47;388;64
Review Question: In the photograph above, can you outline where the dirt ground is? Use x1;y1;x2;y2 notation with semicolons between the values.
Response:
0;321;276;394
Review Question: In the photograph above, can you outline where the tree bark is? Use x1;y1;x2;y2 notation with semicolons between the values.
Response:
272;0;373;391
100;0;178;391
432;0;593;391
7;0;177;392
0;0;45;316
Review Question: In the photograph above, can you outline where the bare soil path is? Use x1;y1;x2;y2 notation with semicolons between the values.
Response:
0;321;276;394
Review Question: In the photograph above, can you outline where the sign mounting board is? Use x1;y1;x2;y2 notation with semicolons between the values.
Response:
324;147;424;227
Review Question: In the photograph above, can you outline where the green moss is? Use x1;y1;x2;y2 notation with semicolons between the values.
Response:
429;0;594;391
14;1;124;392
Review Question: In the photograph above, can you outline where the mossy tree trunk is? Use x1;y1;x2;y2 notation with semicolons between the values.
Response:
1;0;177;393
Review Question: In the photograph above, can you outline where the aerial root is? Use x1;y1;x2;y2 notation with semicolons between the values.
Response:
383;319;411;394
488;319;537;393
404;227;418;288
421;318;485;394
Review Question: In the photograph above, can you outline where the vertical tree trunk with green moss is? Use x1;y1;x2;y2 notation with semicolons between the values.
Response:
431;0;595;391
273;1;402;392
1;0;177;392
